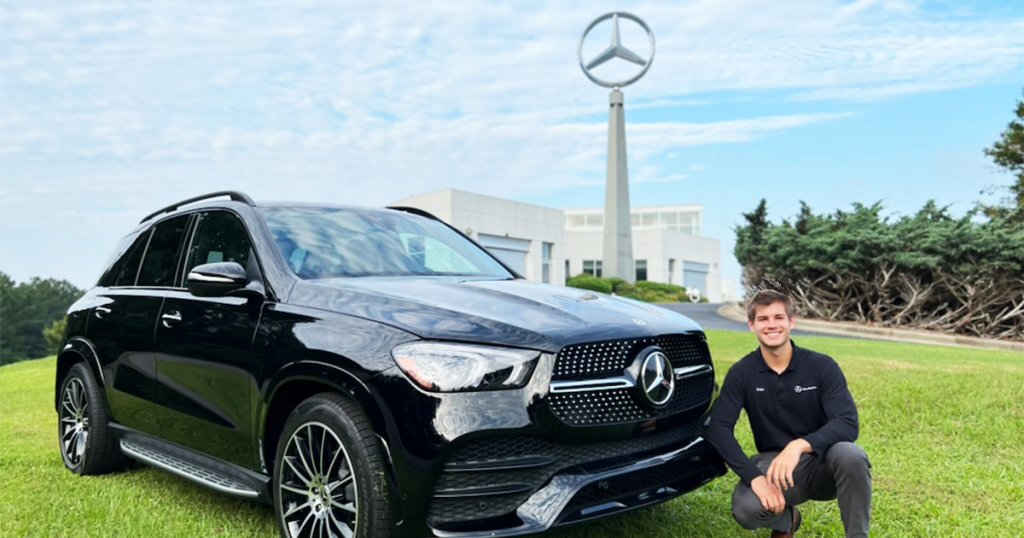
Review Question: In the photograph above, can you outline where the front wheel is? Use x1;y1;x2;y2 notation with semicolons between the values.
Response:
274;393;392;538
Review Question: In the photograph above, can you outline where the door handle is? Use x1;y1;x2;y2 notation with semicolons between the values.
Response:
94;306;112;319
161;311;182;328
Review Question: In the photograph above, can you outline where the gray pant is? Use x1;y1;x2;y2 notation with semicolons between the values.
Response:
731;442;871;538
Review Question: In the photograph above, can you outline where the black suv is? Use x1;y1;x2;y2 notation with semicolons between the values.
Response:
56;191;725;538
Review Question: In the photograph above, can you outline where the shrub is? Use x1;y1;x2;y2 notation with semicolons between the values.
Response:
565;275;696;304
42;318;66;357
606;277;627;292
566;274;613;294
635;281;683;295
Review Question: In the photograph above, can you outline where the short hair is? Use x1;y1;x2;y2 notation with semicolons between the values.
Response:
746;289;794;322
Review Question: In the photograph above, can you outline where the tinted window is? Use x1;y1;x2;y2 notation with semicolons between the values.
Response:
260;207;512;279
184;212;252;275
399;235;478;273
98;230;145;286
111;230;152;287
137;215;190;287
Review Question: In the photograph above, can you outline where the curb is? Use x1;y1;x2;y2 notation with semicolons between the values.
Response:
716;303;1024;353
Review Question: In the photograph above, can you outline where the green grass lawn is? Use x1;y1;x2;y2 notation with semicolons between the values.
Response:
2;331;1022;537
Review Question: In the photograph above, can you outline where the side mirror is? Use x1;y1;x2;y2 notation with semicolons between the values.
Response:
187;262;257;298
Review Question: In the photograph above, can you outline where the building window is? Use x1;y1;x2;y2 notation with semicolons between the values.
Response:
668;259;676;284
635;259;647;281
565;260;570;283
542;242;552;283
583;260;603;278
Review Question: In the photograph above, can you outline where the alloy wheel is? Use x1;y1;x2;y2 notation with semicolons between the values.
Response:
59;377;90;467
278;422;358;538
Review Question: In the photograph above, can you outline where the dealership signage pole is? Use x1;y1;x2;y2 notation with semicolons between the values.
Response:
578;13;655;282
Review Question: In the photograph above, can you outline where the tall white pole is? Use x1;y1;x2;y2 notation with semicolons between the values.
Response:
603;89;634;282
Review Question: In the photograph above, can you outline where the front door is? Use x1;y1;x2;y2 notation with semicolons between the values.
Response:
153;210;263;468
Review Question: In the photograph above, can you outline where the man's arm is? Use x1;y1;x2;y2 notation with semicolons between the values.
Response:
706;365;762;485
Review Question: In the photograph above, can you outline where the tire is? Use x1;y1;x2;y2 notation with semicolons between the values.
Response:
58;362;129;475
273;393;392;538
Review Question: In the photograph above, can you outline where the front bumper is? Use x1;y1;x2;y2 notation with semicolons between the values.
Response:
432;435;725;537
372;333;723;537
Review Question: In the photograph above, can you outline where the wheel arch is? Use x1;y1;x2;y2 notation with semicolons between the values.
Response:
55;338;104;413
259;361;396;478
259;360;405;523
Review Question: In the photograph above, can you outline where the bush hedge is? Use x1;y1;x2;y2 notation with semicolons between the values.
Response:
565;274;613;294
735;199;1024;340
565;274;703;303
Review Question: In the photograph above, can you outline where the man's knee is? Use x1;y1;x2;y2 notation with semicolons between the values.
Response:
732;484;772;530
826;442;870;475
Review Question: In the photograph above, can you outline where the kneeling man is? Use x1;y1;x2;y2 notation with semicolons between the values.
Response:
707;290;871;537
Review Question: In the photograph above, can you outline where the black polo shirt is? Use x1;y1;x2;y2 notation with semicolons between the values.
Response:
706;341;859;485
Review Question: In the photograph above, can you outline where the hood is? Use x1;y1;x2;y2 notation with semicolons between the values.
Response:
287;277;703;352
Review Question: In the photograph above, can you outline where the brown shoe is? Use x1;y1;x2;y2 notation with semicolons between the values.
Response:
769;506;801;538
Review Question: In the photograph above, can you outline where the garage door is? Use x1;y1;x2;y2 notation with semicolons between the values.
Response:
477;234;529;275
683;261;709;298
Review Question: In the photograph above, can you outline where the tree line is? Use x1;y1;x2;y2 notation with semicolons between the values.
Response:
735;96;1024;340
0;272;83;365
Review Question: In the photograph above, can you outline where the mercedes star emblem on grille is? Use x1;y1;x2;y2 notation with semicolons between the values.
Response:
639;350;674;407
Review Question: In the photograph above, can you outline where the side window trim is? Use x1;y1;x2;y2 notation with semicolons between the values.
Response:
131;228;156;287
174;213;200;289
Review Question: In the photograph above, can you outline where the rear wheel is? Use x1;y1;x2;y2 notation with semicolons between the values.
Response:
58;362;128;475
274;393;392;538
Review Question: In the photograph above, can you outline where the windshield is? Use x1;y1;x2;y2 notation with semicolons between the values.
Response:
260;207;514;279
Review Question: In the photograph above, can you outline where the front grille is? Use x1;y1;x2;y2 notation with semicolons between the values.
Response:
549;333;714;426
427;418;705;528
552;333;708;381
549;374;715;426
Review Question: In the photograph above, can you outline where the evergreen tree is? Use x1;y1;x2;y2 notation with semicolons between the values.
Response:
982;95;1024;223
0;272;83;365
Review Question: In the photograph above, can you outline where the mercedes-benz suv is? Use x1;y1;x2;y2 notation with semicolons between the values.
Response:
56;191;726;538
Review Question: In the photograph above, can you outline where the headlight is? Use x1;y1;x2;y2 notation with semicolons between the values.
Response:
391;342;540;392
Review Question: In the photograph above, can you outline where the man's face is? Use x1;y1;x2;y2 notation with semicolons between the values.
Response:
748;301;795;350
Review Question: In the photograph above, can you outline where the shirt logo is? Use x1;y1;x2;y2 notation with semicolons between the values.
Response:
755;387;765;392
794;385;817;393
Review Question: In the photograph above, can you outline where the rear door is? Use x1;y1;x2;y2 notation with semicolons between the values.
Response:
88;214;191;435
153;210;264;468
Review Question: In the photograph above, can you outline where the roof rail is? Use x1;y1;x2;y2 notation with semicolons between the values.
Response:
387;206;441;221
140;191;256;223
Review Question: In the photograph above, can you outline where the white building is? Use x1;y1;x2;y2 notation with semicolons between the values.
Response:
390;189;722;302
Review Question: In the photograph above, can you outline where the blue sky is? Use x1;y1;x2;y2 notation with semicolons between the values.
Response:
1;0;1021;290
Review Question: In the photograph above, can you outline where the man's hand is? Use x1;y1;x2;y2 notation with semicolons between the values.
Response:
750;475;786;514
766;438;812;490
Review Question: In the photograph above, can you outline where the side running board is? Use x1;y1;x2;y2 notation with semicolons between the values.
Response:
121;440;259;499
